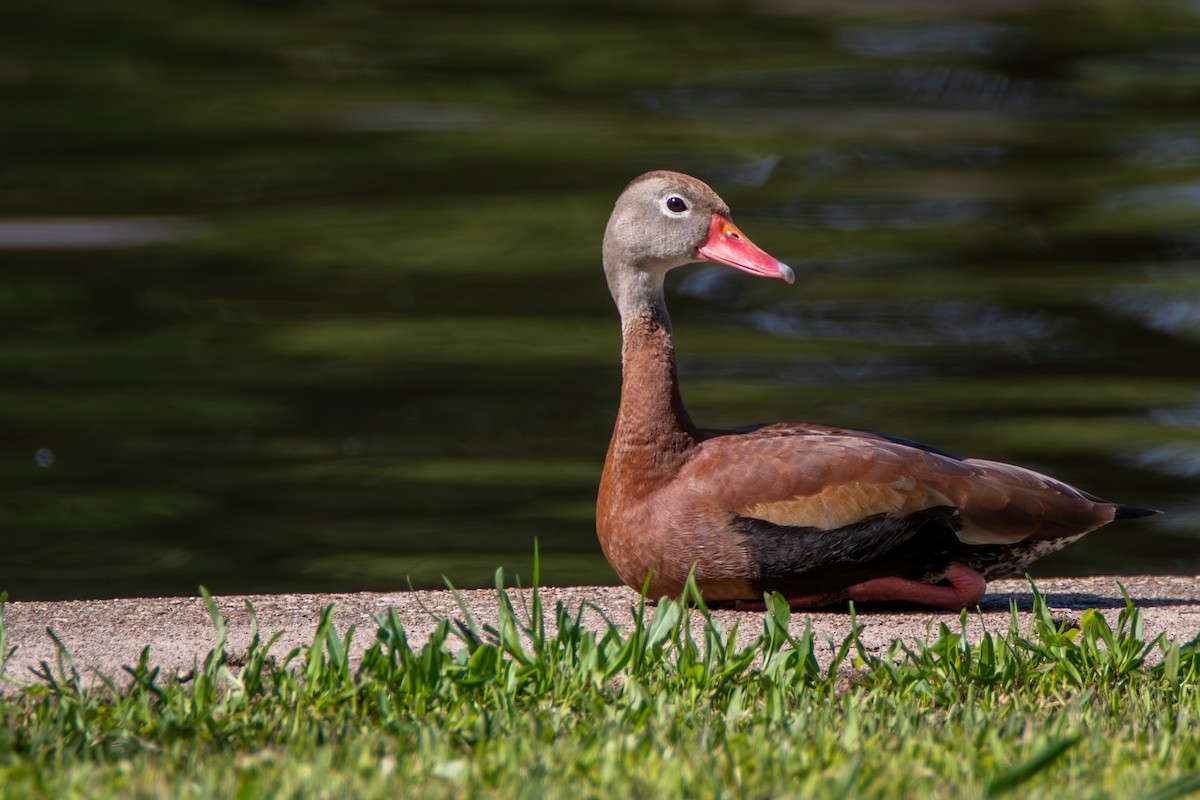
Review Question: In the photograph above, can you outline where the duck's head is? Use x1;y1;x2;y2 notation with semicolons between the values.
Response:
602;170;793;324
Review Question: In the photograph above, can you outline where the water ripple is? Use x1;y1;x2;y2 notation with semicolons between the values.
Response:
744;301;1063;346
1126;444;1200;478
752;197;989;230
0;217;198;249
836;22;1009;58
1149;404;1200;426
642;65;1095;116
333;103;492;132
1102;182;1200;212
681;354;927;384
1119;126;1200;167
1099;282;1200;338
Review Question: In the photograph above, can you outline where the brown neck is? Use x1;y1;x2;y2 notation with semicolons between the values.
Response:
603;307;697;496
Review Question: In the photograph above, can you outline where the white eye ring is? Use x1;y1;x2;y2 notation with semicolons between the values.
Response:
660;195;691;217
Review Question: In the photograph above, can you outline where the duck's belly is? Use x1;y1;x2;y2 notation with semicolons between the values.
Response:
955;535;1086;581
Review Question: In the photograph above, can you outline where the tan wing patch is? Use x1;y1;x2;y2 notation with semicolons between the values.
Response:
740;477;957;531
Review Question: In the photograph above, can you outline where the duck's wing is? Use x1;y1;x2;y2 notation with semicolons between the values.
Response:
690;425;1124;545
674;425;1139;595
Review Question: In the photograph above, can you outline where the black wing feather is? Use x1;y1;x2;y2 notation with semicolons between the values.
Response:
736;506;969;597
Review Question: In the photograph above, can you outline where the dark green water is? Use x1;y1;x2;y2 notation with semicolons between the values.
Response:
2;0;1198;600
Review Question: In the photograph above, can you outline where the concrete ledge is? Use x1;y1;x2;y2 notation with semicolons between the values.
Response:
3;576;1198;689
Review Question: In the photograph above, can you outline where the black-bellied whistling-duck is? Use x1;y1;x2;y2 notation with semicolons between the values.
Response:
596;170;1157;610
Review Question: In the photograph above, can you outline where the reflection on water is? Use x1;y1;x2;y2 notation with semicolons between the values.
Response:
768;197;988;229
835;23;1007;57
1105;184;1200;213
1123;127;1200;167
745;301;1062;345
1130;444;1200;479
1101;281;1200;337
0;218;198;248
0;0;1198;600
333;103;494;133
644;65;1093;117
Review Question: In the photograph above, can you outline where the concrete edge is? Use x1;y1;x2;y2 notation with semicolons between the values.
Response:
3;575;1198;690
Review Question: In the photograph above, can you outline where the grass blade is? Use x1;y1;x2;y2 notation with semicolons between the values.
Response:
984;736;1082;797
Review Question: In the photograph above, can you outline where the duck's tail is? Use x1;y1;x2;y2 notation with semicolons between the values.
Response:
1113;504;1161;520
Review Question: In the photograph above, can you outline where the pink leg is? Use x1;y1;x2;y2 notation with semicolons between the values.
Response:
731;562;987;612
842;562;987;610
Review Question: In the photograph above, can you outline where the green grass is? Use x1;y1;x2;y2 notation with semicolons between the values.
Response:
0;575;1198;799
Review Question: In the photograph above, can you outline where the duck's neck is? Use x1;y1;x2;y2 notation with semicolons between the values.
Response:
605;304;698;489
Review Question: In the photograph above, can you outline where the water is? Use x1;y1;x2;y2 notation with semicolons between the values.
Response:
2;0;1198;600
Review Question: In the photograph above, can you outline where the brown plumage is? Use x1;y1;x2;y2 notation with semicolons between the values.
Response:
595;170;1156;609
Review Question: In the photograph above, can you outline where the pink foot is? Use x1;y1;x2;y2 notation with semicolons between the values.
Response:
842;562;987;610
730;562;988;612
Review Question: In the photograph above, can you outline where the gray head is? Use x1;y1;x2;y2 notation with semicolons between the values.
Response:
602;170;793;326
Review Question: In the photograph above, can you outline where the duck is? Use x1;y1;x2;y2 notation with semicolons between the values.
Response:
595;170;1157;610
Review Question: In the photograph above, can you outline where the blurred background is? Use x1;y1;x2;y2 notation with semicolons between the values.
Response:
1;0;1198;601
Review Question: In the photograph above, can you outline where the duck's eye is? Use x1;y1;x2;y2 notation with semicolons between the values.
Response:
665;196;688;213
